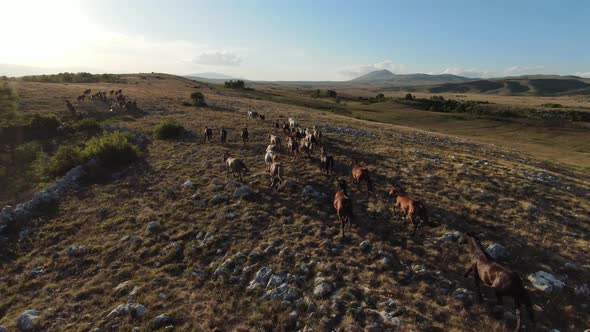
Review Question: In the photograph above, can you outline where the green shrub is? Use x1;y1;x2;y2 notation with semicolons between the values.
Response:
83;131;138;167
153;119;184;140
15;142;43;167
34;145;84;178
73;118;101;132
28;113;61;133
190;92;207;106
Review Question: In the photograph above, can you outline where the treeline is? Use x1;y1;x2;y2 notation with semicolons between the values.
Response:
399;94;590;122
21;72;122;83
224;80;246;89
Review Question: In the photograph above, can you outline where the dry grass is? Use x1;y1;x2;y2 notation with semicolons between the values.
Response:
0;74;589;331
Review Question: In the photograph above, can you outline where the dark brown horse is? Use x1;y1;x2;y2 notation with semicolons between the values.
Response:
320;147;335;176
204;126;212;142
240;128;249;145
333;178;353;237
462;232;535;332
220;128;227;144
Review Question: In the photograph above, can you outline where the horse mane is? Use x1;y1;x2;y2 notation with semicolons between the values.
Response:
466;232;495;261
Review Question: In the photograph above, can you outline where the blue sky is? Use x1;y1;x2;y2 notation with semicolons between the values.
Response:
1;0;589;80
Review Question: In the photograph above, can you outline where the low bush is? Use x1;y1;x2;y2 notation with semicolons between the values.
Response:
82;131;139;167
73;118;101;132
35;145;84;178
190;92;207;106
14;142;43;167
153;119;184;140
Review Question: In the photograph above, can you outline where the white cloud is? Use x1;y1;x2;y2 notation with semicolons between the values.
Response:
338;60;404;77
193;51;242;66
441;67;489;78
575;71;590;78
504;65;545;74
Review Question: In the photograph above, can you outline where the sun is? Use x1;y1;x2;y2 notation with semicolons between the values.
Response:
0;0;97;67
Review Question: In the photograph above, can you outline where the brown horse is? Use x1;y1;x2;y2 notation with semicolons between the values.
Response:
333;178;353;237
351;161;373;197
462;232;535;332
388;186;428;237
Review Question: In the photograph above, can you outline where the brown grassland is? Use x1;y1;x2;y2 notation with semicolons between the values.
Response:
0;74;589;331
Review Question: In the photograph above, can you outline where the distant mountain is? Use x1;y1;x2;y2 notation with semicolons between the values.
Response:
350;69;472;85
350;69;397;82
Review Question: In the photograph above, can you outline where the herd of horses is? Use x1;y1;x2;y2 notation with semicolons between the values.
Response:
204;110;535;331
65;89;139;118
205;109;536;331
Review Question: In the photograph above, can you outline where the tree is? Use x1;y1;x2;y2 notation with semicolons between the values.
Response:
404;93;414;100
190;92;207;107
376;93;385;99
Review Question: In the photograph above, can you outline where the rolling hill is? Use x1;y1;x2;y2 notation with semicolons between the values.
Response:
0;74;588;331
422;77;590;96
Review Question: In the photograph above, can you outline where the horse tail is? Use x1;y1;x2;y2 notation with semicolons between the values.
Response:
366;171;373;192
418;202;429;224
520;286;536;326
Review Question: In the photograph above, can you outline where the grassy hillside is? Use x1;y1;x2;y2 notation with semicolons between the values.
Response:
0;75;589;331
421;78;590;96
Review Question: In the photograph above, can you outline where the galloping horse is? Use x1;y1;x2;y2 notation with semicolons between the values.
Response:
462;232;535;332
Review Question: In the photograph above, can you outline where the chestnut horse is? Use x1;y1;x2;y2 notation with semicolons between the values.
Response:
462;232;535;332
351;161;373;197
334;178;353;237
388;186;429;237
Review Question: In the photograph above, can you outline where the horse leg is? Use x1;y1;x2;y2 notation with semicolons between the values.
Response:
473;272;483;301
514;297;521;332
409;215;417;237
496;291;504;305
463;264;474;278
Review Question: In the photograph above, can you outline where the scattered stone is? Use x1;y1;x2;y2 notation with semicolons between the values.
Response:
528;271;565;294
313;280;333;298
574;283;590;298
17;310;41;332
29;266;44;278
248;266;273;290
438;231;462;242
452;288;478;305
153;313;172;328
209;195;228;205
359;240;371;252
234;186;256;199
201;161;211;168
106;303;145;319
302;185;326;201
227;212;237;220
527;204;538;213
146;221;161;233
485;243;509;260
267;275;285;288
180;181;193;189
280;300;292;310
66;245;88;257
379;257;394;270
